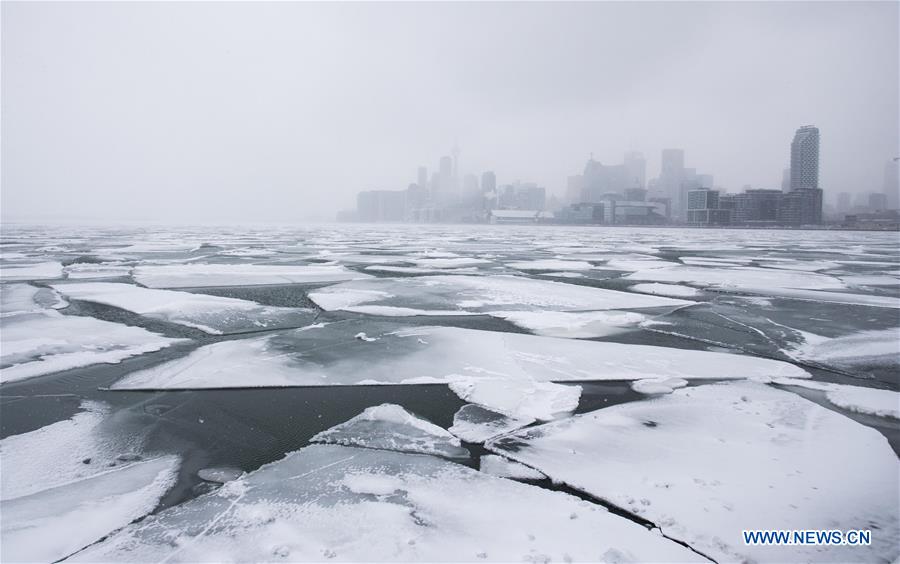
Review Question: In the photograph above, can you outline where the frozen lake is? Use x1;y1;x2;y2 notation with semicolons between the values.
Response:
1;224;899;562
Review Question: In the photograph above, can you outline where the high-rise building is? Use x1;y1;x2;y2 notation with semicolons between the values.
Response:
790;126;820;191
357;190;406;222
686;188;730;226
623;151;646;189
781;168;791;192
884;159;900;209
659;149;685;218
481;171;496;194
417;166;428;190
869;192;888;211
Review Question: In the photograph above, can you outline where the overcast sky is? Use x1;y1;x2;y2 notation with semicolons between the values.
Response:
2;1;898;222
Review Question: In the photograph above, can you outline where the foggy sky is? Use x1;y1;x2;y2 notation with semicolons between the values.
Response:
2;1;898;223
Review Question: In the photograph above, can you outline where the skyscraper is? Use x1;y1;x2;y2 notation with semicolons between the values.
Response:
790;126;819;191
781;168;791;193
659;149;685;217
481;171;496;194
623;151;646;189
417;166;428;190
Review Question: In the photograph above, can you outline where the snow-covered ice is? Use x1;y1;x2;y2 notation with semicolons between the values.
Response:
624;264;847;290
133;263;370;288
506;259;595;271
50;282;315;334
788;328;900;370
1;455;179;563
311;404;469;459
487;381;900;563
1;261;64;281
449;376;580;421
110;322;810;389
489;310;649;338
70;444;699;562
629;283;701;298
448;404;533;443
309;275;693;316
774;378;900;419
479;455;546;480
1;284;181;383
630;377;689;395
198;467;245;483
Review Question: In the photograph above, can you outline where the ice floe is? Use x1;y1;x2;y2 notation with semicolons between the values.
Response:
479;455;546;480
788;328;900;369
629;283;701;298
110;322;810;389
309;275;692;316
490;310;649;338
1;284;181;383
311;404;469;459
70;444;698;562
0;401;149;500
449;376;580;421
449;404;533;443
773;378;900;419
1;261;64;281
63;263;132;279
506;259;595;271
198;467;245;483
624;265;846;290
132;263;370;288
487;381;900;563
630;377;689;395
1;455;179;563
50;282;314;334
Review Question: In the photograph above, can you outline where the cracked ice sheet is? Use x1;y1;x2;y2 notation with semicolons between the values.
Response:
1;401;149;500
449;404;533;443
623;265;846;290
773;378;900;419
629;283;701;298
449;376;581;421
311;404;469;459
480;455;546;480
787;327;900;370
1;455;180;563
110;321;810;390
1;285;182;383
50;282;315;335
69;444;699;563
0;261;64;281
487;381;900;563
308;275;693;316
490;310;649;338
505;259;595;271
132;263;370;288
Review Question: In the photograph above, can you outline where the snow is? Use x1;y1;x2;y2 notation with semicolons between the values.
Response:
624;265;846;290
311;404;469;459
774;378;900;419
0;401;147;500
506;259;595;271
1;285;181;383
50;282;314;334
1;261;64;280
840;275;900;286
71;444;698;563
480;455;546;480
789;328;900;369
309;275;693;316
411;257;491;268
132;263;370;288
1;455;179;563
63;263;132;279
110;322;810;389
490;310;649;338
629;283;701;298
449;404;533;443
487;381;900;563
449;376;581;422
198;467;244;483
631;377;689;395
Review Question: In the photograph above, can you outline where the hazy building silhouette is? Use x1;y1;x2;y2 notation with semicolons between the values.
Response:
884;159;900;209
781;168;791;192
790;126;820;191
623;151;647;189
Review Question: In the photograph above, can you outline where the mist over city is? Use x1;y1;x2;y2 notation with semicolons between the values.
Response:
2;1;898;224
1;2;899;564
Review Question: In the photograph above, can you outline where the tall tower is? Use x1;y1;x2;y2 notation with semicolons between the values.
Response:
790;126;819;191
623;151;646;189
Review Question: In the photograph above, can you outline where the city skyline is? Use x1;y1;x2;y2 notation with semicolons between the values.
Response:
2;1;898;223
